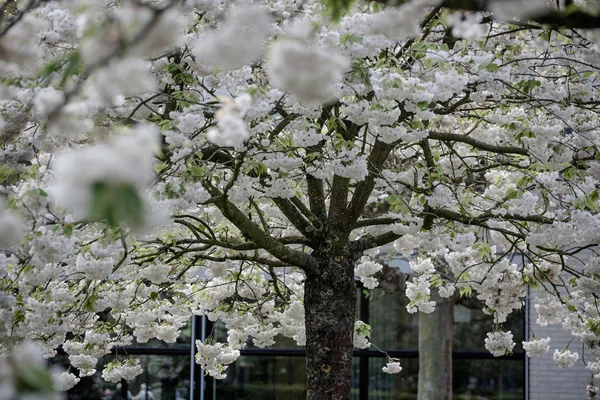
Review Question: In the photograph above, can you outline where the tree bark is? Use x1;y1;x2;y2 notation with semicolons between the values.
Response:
418;292;453;400
304;252;356;400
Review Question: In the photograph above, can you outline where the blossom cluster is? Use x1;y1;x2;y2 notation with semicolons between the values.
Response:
1;0;600;389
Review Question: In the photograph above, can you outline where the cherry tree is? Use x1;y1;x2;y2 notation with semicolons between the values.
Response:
3;0;600;399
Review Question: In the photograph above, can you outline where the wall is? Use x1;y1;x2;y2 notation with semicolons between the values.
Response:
528;290;592;400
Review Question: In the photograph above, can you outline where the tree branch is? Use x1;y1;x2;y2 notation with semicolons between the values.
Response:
306;175;328;222
346;141;394;227
204;182;318;272
272;197;318;241
350;231;402;253
369;0;600;29
428;131;529;156
327;174;351;235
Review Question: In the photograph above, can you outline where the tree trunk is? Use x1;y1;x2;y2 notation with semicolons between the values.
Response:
304;252;356;400
418;292;453;400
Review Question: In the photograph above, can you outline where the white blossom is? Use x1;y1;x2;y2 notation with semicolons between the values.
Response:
522;337;551;357
382;361;402;374
553;349;579;369
102;359;143;383
192;6;272;70
485;331;515;357
53;372;80;391
266;39;349;104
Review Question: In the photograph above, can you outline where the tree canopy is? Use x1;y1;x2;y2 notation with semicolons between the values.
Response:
2;0;600;398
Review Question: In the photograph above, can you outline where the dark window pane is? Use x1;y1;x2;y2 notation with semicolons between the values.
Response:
454;303;524;353
61;354;191;400
215;355;306;400
351;356;360;400
369;287;419;351
127;355;191;400
367;358;523;400
453;359;524;399
213;355;361;400
368;358;419;400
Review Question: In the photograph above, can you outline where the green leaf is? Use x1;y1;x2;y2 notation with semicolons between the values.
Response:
322;0;356;22
586;318;600;337
63;224;74;238
89;182;145;228
586;195;597;211
485;63;499;73
340;33;363;45
429;274;443;288
15;365;55;393
82;291;99;312
459;286;472;297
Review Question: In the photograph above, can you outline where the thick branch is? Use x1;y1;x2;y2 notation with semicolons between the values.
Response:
169;235;312;251
424;208;525;239
192;253;291;268
346;141;394;227
370;0;600;29
204;182;318;272
272;197;318;240
306;175;328;222
327;174;351;234
353;217;400;229
428;131;529;156
291;196;322;230
350;231;402;253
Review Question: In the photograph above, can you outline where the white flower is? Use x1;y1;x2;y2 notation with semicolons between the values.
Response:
69;354;98;377
192;6;271;70
522;337;550;357
369;0;441;41
0;198;25;249
102;359;143;383
91;57;157;104
485;331;515;357
206;94;252;149
353;321;371;349
266;39;349;104
438;284;455;298
393;234;421;257
33;87;64;119
382;361;402;374
53;372;80;391
553;349;579;369
195;341;240;380
52;124;158;221
355;257;383;289
411;258;435;274
587;360;600;376
446;12;490;40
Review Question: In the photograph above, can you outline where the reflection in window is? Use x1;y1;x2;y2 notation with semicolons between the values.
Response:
369;278;525;354
368;358;419;400
454;359;524;399
215;356;306;400
369;287;419;351
214;355;361;400
62;355;190;400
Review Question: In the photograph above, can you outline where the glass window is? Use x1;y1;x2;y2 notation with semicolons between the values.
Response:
127;355;191;400
368;358;419;400
453;302;524;353
369;287;419;351
59;354;191;400
214;355;306;400
453;359;524;399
